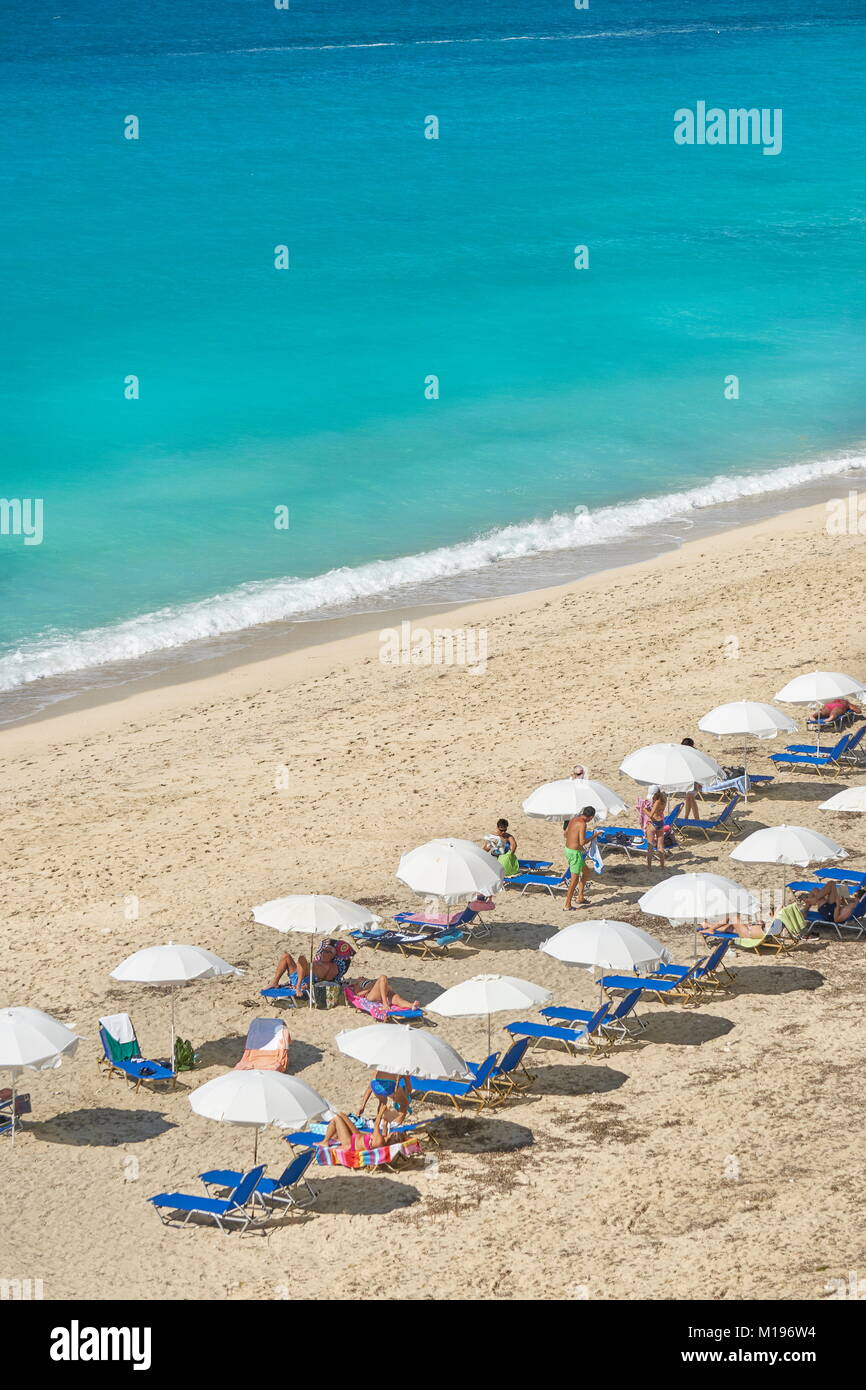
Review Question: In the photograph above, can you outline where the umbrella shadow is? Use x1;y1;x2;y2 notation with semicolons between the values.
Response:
195;1035;245;1068
286;1040;325;1073
529;1062;628;1098
312;1174;420;1215
30;1106;177;1146
638;1012;734;1045
432;1115;534;1154
729;964;825;995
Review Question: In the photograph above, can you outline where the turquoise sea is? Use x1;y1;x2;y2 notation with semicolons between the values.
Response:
1;0;865;706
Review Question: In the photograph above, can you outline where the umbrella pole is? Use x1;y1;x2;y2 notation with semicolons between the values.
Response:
254;1126;259;1164
309;934;316;1011
170;988;176;1072
10;1079;15;1148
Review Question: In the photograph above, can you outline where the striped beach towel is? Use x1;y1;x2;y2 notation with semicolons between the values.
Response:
314;1140;421;1170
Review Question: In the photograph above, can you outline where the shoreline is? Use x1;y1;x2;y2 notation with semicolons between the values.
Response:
2;473;864;736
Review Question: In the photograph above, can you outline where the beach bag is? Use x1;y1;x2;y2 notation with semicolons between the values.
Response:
174;1037;196;1072
313;982;343;1010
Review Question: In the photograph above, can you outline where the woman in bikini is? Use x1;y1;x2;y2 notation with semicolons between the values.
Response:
345;975;420;1011
323;1110;391;1152
357;1070;412;1122
645;785;668;869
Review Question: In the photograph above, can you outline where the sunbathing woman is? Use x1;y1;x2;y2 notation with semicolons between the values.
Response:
345;974;420;1010
324;1111;390;1152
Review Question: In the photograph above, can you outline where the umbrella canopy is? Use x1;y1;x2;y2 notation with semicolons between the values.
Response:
189;1070;329;1162
522;778;627;822
819;787;866;813
639;872;759;924
540;920;670;974
619;743;723;793
336;1023;471;1079
0;1007;81;1076
427;974;550;1068
110;943;240;1064
730;825;847;868
251;895;380;934
698;701;797;740
110;943;240;985
396;838;503;905
0;1007;82;1147
774;671;864;704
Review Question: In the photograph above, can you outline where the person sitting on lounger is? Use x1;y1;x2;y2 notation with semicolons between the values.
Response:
269;937;356;993
811;884;866;925
812;697;861;722
324;1110;391;1151
357;1071;411;1121
345;975;420;1011
800;880;844;915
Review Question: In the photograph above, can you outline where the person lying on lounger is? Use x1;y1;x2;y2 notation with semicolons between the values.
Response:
345;975;420;1011
357;1071;411;1121
269;937;356;993
324;1111;391;1151
812;697;861;722
800;881;844;915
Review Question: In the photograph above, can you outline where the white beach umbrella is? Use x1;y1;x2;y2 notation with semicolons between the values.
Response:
396;839;503;906
189;1070;329;1162
698;702;798;794
540;919;670;1003
639;872;758;923
110;943;240;1065
619;743;723;794
336;1023;471;1080
819;787;866;814
639;872;759;959
699;702;797;740
541;920;670;974
427;974;551;1056
522;778;627;822
774;671;864;752
730;825;847;868
774;671;864;704
0;1007;82;1147
252;895;379;1011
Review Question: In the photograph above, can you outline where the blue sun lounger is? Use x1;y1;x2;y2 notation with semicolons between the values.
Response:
98;1015;176;1092
771;733;851;774
489;1037;535;1093
594;804;683;858
505;867;571;895
598;965;705;1005
149;1165;265;1233
505;1004;612;1057
541;988;645;1040
409;1054;500;1109
672;794;743;841
200;1151;317;1210
815;867;866;887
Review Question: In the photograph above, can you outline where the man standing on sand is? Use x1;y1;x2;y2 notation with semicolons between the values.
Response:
564;805;595;910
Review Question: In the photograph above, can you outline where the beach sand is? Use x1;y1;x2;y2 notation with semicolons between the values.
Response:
2;499;864;1302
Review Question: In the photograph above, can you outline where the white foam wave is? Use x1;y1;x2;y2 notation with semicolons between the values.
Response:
1;450;864;693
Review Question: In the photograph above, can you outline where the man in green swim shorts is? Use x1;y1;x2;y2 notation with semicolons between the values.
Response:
564;805;595;911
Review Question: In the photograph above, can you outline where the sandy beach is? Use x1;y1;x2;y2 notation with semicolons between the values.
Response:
2;498;865;1302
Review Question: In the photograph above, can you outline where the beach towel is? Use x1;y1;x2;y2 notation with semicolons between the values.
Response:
99;1013;140;1064
588;840;605;875
636;797;651;831
314;1140;421;1170
234;1017;290;1072
344;987;418;1023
